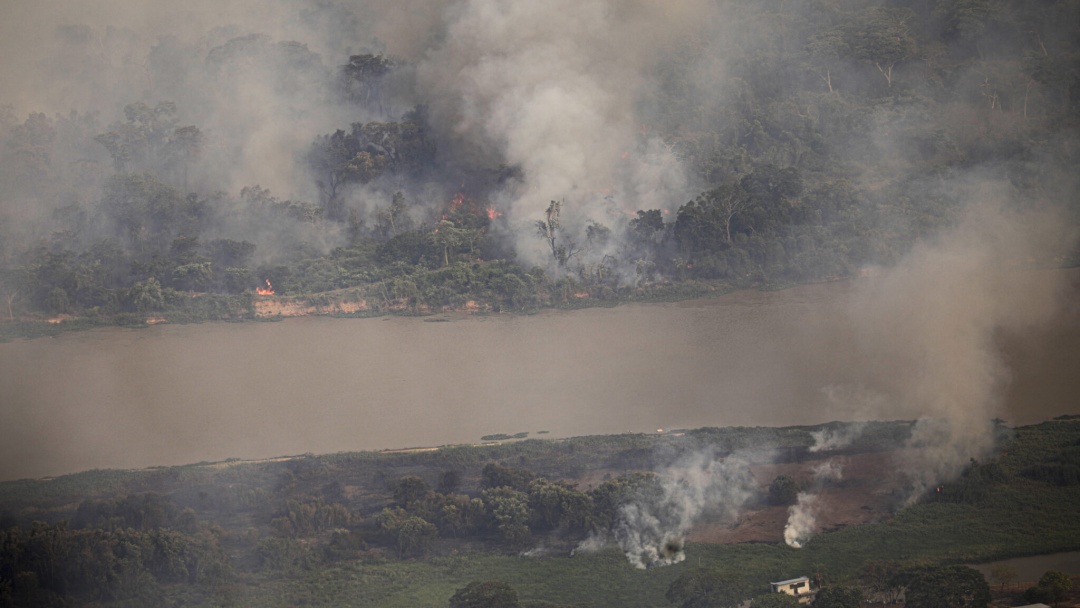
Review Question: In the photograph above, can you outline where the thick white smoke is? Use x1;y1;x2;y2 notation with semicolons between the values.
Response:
783;492;819;549
416;0;705;268
783;458;843;548
607;451;755;569
808;421;868;453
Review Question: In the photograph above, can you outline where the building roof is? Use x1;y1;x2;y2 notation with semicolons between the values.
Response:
771;577;810;586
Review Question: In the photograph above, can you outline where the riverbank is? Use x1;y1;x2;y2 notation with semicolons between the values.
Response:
0;271;763;343
5;268;1080;480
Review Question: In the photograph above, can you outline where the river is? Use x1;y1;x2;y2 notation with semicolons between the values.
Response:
2;270;1079;481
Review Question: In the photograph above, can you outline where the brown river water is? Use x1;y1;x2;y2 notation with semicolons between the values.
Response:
1;270;1078;481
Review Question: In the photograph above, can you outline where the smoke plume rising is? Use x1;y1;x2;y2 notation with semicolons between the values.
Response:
415;0;705;267
784;492;819;549
843;193;1074;502
809;421;868;453
612;451;754;569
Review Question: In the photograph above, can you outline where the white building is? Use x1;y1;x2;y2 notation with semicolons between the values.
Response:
770;577;813;604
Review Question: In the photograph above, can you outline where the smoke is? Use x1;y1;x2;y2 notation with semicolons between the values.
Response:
0;0;721;271
783;492;819;549
809;421;868;453
843;192;1074;503
592;450;755;569
782;458;844;548
811;460;844;483
414;0;705;268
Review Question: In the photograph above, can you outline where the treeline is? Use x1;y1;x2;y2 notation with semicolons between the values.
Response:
2;0;1077;331
263;463;679;564
0;502;231;607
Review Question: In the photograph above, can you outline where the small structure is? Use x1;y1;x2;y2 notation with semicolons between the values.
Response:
770;577;813;604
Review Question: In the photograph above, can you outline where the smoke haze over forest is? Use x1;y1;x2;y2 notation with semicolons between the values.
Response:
1;0;1079;568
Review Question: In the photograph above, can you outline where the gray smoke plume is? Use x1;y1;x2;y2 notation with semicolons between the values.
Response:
605;450;755;569
844;192;1074;503
415;0;706;269
809;421;868;453
783;458;843;548
811;460;844;483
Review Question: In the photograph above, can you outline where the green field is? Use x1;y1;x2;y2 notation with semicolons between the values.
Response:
2;419;1079;606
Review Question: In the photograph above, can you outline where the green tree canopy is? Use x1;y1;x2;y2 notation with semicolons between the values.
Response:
814;586;864;608
769;475;799;506
752;591;801;608
666;568;749;608
449;580;520;608
904;566;990;608
1031;571;1073;607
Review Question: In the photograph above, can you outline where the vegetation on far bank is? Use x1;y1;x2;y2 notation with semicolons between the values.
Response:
3;0;1079;341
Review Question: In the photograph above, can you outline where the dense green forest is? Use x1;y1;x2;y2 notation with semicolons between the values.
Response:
1;0;1077;338
1;419;1078;607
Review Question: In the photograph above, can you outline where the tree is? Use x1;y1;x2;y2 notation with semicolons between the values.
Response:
527;478;593;533
437;470;462;495
769;475;799;506
396;516;437;558
171;262;212;292
429;221;470;267
100;174;204;251
904;566;990;608
988;564;1017;592
376;191;412;238
813;586;863;608
861;560;905;602
666;568;749;608
752;592;800;608
1033;571;1072;607
449;581;520;608
45;286;70;314
338;54;394;113
481;463;536;492
806;29;847;93
308;128;386;221
130;277;164;312
674;185;748;251
536;200;580;267
481;487;531;546
394;476;432;508
436;494;486;538
94;101;201;181
843;8;918;88
537;200;560;259
162;125;203;188
630;209;665;240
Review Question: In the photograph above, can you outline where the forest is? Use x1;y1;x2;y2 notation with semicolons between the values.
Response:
0;0;1077;336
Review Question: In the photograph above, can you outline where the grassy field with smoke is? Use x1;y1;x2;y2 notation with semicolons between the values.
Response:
1;419;1078;607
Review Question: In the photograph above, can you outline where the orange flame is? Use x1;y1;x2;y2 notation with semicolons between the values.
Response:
256;279;275;295
486;207;503;220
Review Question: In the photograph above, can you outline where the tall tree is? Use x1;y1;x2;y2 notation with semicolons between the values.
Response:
814;586;864;608
904;566;990;608
666;568;749;608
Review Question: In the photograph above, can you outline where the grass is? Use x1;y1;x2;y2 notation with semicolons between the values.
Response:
5;420;1080;607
